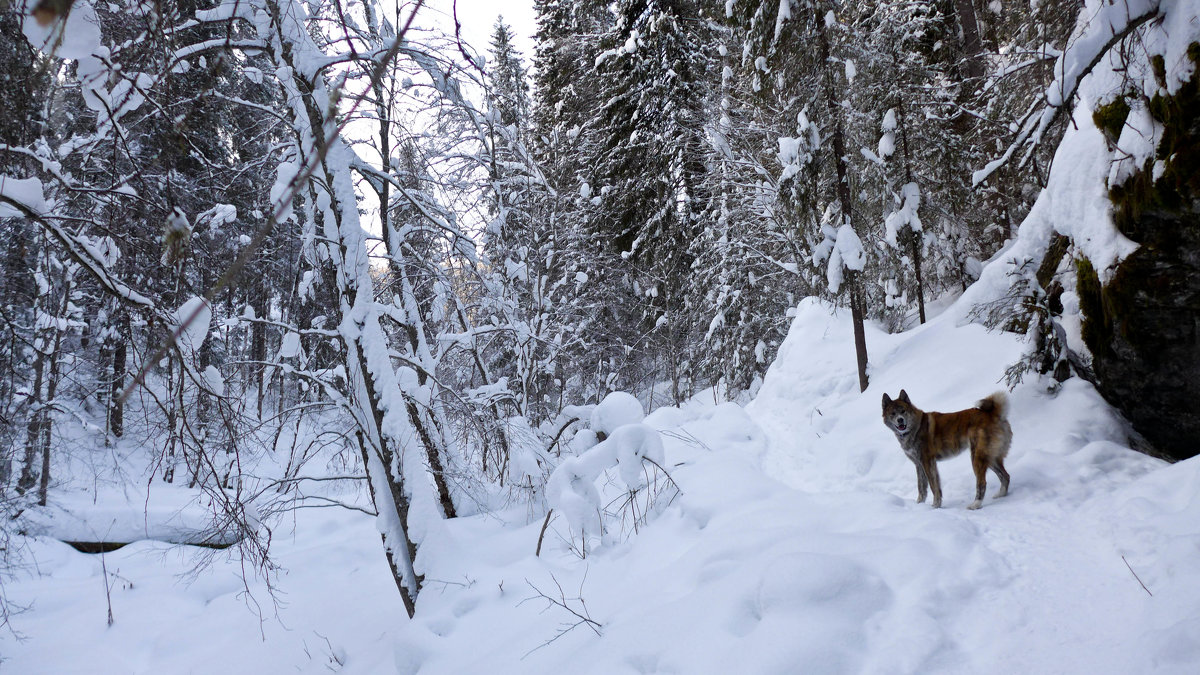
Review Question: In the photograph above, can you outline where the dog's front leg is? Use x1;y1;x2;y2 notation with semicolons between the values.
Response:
923;457;943;508
914;461;928;503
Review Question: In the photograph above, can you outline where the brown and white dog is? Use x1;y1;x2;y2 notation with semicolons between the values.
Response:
882;390;1012;510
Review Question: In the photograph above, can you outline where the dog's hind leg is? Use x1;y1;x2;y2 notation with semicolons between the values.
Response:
968;448;988;510
990;457;1010;499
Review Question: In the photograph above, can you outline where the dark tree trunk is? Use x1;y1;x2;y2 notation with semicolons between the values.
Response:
818;3;870;391
250;286;267;419
405;399;457;519
953;0;985;81
110;317;126;438
912;236;927;325
37;408;51;506
895;103;926;325
850;283;870;393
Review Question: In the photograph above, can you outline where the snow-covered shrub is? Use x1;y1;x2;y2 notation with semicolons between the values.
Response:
544;392;678;556
503;415;557;512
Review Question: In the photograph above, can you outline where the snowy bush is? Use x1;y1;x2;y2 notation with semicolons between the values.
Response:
544;392;678;556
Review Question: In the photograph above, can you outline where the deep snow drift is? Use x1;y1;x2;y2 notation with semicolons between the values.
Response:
4;293;1200;674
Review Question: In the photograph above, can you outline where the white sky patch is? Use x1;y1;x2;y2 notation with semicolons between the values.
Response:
437;0;537;63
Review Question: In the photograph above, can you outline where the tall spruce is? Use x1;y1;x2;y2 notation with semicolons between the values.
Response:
582;0;714;403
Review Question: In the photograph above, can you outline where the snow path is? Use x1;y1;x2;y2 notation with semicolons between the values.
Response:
747;298;1182;674
389;298;1198;674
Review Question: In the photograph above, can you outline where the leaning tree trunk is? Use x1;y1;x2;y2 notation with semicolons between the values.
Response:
257;0;436;616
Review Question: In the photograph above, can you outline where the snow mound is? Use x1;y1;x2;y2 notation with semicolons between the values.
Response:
589;391;644;437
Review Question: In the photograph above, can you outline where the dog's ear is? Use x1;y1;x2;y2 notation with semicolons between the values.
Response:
882;393;892;408
898;389;910;403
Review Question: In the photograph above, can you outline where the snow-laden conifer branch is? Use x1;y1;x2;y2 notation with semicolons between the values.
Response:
973;0;1163;186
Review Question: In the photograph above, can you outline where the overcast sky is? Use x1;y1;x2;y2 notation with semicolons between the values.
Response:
430;0;538;62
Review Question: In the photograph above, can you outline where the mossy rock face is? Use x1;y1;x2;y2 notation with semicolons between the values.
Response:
1086;214;1200;459
1081;46;1200;460
1092;97;1131;149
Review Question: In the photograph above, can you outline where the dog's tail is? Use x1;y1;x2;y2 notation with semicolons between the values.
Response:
977;391;1009;419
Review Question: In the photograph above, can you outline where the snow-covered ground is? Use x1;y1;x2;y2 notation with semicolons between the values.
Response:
4;295;1200;674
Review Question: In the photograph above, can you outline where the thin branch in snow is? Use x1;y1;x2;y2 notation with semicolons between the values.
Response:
520;572;603;657
974;1;1162;186
1122;555;1153;596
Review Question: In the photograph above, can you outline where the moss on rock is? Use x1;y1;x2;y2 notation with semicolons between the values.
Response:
1092;97;1130;150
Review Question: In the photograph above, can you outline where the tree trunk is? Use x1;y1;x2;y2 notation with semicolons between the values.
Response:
110;314;126;438
404;400;457;518
17;265;48;495
260;0;442;614
15;350;43;495
894;101;926;325
850;281;869;392
355;430;419;618
954;0;985;81
37;273;70;506
37;408;51;506
912;235;926;325
250;286;267;420
818;3;870;392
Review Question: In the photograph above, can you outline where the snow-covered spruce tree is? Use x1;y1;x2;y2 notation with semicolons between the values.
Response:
896;0;994;297
687;15;806;400
529;0;629;406
582;0;715;405
487;18;533;136
932;0;1078;293
839;0;1001;331
480;18;555;427
838;1;939;329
